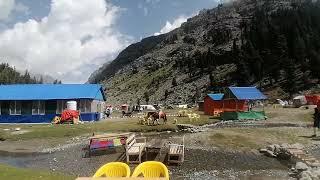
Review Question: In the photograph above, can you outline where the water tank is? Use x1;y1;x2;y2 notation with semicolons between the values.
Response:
67;101;77;111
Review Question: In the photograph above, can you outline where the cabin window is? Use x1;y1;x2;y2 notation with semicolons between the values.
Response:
56;100;66;114
21;101;32;115
32;101;45;115
45;100;57;114
79;100;91;113
10;101;21;115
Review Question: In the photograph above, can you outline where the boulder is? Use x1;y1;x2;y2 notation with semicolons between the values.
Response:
266;144;275;152
296;162;309;171
300;171;312;180
259;148;268;153
265;150;277;157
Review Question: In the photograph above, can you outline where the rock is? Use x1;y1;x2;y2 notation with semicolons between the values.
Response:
3;129;9;131
265;150;276;157
309;162;320;168
14;127;21;131
266;145;275;152
313;168;320;177
259;148;268;153
281;143;289;149
296;162;309;171
291;143;304;150
274;144;281;154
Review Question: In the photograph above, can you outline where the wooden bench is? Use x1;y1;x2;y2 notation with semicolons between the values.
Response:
126;134;146;163
168;136;184;164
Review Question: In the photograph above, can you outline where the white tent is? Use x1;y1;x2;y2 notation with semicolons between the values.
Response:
293;95;307;107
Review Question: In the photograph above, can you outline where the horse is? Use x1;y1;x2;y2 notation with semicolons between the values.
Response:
122;111;132;118
147;111;167;125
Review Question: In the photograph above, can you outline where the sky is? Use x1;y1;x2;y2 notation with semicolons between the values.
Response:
0;0;219;83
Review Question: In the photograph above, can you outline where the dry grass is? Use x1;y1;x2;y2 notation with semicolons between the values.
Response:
265;106;314;123
206;127;313;150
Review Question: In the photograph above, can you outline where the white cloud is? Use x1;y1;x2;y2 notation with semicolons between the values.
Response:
154;15;189;36
14;2;30;15
0;0;15;21
0;0;131;83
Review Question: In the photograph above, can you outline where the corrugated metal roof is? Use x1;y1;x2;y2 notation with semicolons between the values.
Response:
207;93;224;101
228;87;267;100
0;84;106;101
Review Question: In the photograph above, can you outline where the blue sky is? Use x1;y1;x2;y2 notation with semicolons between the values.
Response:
0;0;219;82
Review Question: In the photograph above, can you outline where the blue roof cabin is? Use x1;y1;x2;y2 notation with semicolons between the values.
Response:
0;84;106;123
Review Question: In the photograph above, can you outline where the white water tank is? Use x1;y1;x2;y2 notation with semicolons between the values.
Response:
67;101;77;111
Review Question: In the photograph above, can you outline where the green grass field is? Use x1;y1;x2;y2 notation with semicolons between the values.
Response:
0;110;218;141
0;164;74;180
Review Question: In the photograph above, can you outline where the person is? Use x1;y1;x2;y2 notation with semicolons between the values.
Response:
105;107;110;118
312;108;320;137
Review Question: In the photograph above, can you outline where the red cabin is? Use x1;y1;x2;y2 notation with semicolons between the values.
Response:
204;94;224;116
204;93;248;116
204;87;267;117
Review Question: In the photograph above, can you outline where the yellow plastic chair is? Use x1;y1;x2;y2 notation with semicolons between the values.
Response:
93;162;130;178
131;161;169;180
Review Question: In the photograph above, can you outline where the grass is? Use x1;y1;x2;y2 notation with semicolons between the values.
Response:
0;164;74;180
264;106;313;123
208;127;312;150
0;110;217;141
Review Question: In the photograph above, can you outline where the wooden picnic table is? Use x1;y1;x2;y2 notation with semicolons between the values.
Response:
145;139;167;160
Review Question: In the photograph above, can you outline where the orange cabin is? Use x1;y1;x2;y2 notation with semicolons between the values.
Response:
204;87;267;116
204;94;248;116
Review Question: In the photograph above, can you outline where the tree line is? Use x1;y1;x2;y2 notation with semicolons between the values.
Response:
0;63;61;84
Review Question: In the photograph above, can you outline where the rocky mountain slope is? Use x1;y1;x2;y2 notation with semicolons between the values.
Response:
90;0;320;105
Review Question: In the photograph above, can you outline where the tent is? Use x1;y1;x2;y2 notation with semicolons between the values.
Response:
293;95;307;108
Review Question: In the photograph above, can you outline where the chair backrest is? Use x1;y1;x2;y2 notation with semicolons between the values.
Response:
93;162;130;178
131;161;169;180
126;134;136;147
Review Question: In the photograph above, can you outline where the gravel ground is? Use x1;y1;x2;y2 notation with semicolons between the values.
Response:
0;132;294;180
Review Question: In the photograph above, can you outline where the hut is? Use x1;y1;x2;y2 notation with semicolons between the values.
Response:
203;94;224;116
221;87;267;121
0;84;106;123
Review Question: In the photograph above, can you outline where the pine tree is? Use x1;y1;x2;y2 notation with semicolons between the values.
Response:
172;77;177;87
144;92;150;105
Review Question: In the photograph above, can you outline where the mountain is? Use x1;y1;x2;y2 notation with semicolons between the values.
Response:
89;0;320;105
